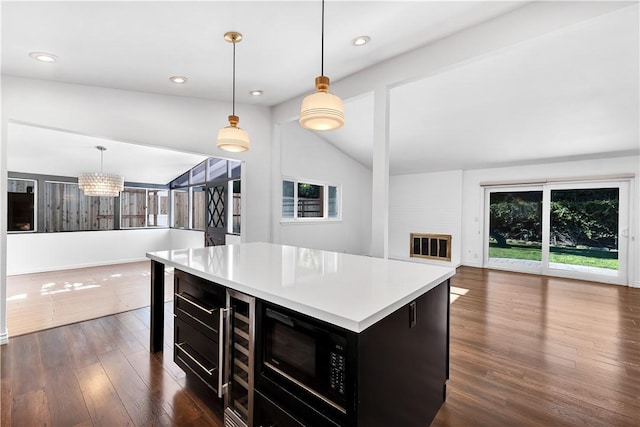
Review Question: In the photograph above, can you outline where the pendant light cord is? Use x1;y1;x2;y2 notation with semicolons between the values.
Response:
100;148;104;173
321;0;325;76
232;40;236;116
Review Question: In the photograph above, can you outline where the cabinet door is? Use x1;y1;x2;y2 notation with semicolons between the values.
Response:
357;280;449;427
174;270;225;330
254;391;305;427
174;317;220;391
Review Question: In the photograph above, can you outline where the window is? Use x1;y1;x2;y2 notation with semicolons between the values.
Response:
298;182;323;218
172;171;189;188
147;189;169;227
167;157;242;234
282;181;295;219
207;157;227;181
45;181;115;232
8;178;36;232
121;187;169;228
229;160;241;180
190;161;206;185
328;185;339;219
120;188;147;228
230;180;241;234
172;189;189;228
281;179;341;221
192;186;206;230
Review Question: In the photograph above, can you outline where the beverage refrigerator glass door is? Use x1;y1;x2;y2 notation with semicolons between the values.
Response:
263;307;348;414
223;290;256;427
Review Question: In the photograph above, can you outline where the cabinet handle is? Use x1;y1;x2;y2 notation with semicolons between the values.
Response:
175;342;214;375
218;307;231;398
174;292;214;315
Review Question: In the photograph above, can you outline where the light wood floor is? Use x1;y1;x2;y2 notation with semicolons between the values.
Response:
6;261;174;336
2;266;639;426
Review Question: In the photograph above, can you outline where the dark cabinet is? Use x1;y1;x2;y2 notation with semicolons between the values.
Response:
254;390;305;427
175;270;225;329
254;280;450;427
172;268;449;427
174;270;225;394
173;270;256;427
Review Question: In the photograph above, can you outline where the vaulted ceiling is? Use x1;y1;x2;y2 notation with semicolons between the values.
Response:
2;1;638;178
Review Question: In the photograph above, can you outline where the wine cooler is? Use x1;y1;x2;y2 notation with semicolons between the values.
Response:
224;289;256;427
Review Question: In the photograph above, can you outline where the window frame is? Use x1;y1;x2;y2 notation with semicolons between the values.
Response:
191;185;206;231
169;158;242;232
228;178;241;235
120;186;170;229
7;177;38;233
44;179;116;232
280;177;342;223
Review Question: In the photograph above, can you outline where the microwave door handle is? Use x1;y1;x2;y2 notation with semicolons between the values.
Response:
266;308;295;327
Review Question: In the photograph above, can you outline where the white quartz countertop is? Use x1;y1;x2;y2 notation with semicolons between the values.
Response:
147;242;455;333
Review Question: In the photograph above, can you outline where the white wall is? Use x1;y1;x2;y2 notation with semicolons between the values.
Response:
273;122;372;255
0;92;7;343
0;75;274;341
461;156;640;286
388;157;639;286
389;170;463;267
169;229;206;252
7;229;203;275
2;76;273;244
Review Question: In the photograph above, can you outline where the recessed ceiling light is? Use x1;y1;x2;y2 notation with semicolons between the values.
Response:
29;52;57;63
352;36;370;47
169;76;188;84
249;90;263;96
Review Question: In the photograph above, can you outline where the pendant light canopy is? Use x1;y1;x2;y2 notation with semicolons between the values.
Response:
299;0;344;131
78;146;124;197
217;31;250;152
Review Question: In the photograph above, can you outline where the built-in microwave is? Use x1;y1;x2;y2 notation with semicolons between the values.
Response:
258;304;350;419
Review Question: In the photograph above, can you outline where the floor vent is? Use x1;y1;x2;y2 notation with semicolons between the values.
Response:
410;233;451;262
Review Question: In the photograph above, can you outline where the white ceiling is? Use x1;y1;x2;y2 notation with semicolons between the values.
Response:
387;2;640;173
2;1;639;178
1;1;526;106
7;123;208;185
330;1;640;172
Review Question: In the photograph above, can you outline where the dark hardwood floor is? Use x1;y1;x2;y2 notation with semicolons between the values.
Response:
433;267;640;427
1;302;222;427
1;266;639;426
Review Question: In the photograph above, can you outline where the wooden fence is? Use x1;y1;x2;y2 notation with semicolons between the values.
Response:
45;182;115;232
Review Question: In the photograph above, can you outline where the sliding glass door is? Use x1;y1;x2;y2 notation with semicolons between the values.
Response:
487;187;543;274
544;183;627;282
485;181;629;284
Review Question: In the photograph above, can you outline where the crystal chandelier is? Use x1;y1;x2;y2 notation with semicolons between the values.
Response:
78;146;124;197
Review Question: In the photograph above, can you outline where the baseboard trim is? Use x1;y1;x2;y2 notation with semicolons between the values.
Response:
631;281;640;289
7;257;149;276
0;330;8;345
461;261;483;268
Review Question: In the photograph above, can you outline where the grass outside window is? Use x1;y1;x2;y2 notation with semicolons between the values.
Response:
489;242;618;270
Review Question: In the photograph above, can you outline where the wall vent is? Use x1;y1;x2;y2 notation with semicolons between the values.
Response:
410;233;451;262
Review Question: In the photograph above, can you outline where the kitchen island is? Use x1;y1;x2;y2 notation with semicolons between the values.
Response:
147;242;455;427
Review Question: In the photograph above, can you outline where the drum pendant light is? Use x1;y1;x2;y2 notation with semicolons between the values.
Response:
78;146;124;197
299;0;345;131
217;31;250;152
